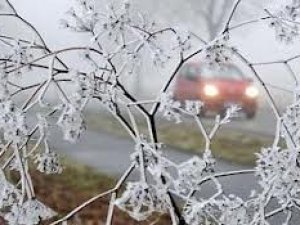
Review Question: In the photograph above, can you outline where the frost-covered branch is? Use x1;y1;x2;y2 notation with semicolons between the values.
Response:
0;0;300;224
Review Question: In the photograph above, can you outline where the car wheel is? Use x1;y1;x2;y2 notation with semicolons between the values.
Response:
219;108;227;119
246;111;256;119
199;109;206;117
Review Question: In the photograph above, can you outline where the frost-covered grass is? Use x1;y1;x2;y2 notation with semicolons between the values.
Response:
86;111;273;165
4;157;115;224
26;158;169;224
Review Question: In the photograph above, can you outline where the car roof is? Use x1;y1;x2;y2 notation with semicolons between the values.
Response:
183;62;239;69
179;62;248;80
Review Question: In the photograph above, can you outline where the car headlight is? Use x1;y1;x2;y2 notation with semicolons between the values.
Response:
203;84;219;97
245;86;259;98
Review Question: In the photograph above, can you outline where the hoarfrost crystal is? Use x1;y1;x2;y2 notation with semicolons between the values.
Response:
5;200;56;225
57;102;86;143
115;182;170;221
35;152;63;174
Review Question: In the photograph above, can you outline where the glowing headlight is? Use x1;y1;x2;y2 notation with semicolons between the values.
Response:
245;86;259;98
203;84;219;97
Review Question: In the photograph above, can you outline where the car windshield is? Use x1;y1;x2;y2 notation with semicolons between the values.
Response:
180;64;201;80
200;64;244;80
180;64;245;80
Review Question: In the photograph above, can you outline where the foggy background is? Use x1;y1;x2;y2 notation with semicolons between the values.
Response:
2;2;300;224
3;0;300;109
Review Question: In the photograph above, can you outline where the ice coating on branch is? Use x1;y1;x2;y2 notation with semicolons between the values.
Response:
35;152;63;175
95;75;118;111
183;201;211;225
99;1;133;42
173;26;192;52
1;0;300;224
185;100;203;115
62;0;98;32
159;93;182;123
4;200;56;225
63;0;191;71
72;70;95;100
0;70;10;102
217;195;250;225
115;181;170;221
5;40;33;73
0;71;28;144
220;105;240;124
131;136;174;186
268;0;300;43
57;102;86;143
256;147;300;207
0;100;28;144
282;86;300;146
175;155;214;195
130;136;162;169
0;170;21;208
36;113;50;138
56;71;95;143
205;34;232;68
183;195;250;225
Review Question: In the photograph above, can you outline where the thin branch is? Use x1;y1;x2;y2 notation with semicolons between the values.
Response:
222;0;243;33
51;163;136;225
50;189;115;225
7;47;104;74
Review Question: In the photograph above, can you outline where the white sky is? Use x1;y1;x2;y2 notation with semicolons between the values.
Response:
6;0;300;103
10;0;88;49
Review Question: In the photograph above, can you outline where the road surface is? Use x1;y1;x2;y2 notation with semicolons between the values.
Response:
50;127;296;224
51;127;255;197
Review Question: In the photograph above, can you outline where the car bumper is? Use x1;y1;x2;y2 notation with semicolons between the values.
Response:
201;98;257;114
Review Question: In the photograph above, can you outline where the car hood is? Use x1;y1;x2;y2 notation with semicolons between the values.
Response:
203;79;252;96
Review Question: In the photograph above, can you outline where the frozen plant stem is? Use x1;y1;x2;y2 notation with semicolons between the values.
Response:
0;0;300;224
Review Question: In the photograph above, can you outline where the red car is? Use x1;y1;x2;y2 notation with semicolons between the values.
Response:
174;63;259;119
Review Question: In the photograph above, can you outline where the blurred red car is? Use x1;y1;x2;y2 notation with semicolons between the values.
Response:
174;63;259;119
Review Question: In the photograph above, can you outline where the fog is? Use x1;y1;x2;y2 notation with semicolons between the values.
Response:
4;0;300;106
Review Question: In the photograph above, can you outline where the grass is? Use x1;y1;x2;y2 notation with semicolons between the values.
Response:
30;158;116;224
85;111;274;166
29;157;169;224
158;122;272;165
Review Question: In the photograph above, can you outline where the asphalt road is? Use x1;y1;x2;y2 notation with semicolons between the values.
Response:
48;104;278;200
51;127;257;201
50;126;298;224
51;128;248;175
